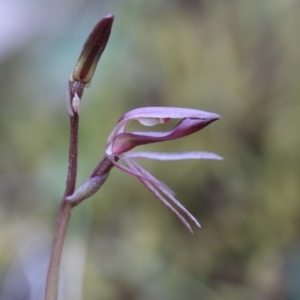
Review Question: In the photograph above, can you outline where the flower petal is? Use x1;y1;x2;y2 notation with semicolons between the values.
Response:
121;107;220;121
107;154;175;195
140;178;194;233
126;151;223;160
129;158;201;228
124;156;196;232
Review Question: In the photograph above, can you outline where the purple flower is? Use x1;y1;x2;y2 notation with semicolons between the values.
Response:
106;107;222;232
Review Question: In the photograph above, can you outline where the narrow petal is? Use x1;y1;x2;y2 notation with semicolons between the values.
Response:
140;178;194;233
130;159;200;228
126;151;223;161
107;154;175;195
122;156;175;195
124;157;194;232
120;107;221;122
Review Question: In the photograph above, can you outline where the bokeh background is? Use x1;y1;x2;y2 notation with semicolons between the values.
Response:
1;0;300;299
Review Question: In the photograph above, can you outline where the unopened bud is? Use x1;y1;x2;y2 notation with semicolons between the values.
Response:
71;14;114;86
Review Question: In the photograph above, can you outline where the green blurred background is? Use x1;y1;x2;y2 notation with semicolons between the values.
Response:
1;0;300;299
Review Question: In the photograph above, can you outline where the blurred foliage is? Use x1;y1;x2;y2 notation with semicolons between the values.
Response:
1;0;300;299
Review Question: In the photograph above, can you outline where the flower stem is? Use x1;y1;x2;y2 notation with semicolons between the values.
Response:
44;200;72;300
45;113;79;300
64;114;79;197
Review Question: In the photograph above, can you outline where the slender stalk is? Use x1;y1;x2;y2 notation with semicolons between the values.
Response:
44;200;72;300
45;113;79;300
64;114;79;197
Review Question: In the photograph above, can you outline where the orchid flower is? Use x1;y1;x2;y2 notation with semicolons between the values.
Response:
106;107;222;232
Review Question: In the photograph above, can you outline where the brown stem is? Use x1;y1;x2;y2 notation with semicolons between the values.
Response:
44;200;72;300
45;112;79;300
64;114;79;197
